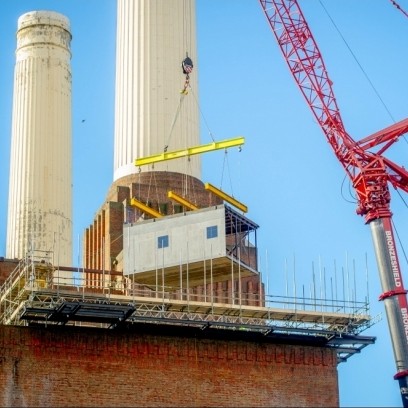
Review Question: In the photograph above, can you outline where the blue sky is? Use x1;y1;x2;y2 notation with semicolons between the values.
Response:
1;1;408;406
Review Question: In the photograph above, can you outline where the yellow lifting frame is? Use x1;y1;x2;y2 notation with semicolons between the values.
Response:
205;183;248;213
135;136;245;167
167;191;199;211
130;197;162;218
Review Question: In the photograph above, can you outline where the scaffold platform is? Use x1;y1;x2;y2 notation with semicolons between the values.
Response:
0;253;377;363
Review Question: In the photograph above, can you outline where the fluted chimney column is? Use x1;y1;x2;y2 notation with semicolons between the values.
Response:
6;11;73;266
114;0;201;181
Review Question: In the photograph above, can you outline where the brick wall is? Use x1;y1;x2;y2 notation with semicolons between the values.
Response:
0;259;18;286
0;324;339;407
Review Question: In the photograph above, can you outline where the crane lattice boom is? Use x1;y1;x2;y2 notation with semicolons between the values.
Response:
259;0;408;405
260;0;408;222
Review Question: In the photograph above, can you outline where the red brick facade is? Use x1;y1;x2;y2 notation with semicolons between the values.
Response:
0;173;340;407
0;325;339;407
0;258;18;286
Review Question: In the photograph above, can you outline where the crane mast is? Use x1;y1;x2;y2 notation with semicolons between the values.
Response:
259;0;408;405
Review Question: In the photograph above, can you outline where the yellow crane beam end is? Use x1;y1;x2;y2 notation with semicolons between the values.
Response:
204;183;248;213
167;191;199;211
134;136;245;167
130;197;163;218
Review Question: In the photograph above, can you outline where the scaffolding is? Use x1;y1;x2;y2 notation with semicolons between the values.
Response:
0;250;377;363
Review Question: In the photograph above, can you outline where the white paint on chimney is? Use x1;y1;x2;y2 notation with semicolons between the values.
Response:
113;0;201;181
6;11;73;266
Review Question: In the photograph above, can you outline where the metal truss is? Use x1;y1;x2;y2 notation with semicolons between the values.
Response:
0;253;377;363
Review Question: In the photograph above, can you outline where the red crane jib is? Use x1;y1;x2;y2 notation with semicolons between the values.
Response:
259;0;408;223
259;0;408;403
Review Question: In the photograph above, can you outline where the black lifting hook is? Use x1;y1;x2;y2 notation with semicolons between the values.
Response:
182;56;193;75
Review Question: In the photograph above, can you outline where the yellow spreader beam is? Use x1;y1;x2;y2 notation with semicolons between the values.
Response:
167;191;199;211
205;183;248;213
135;136;245;167
130;197;162;218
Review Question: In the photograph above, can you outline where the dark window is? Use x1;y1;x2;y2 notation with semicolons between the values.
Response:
158;235;169;248
159;203;168;215
174;204;183;214
206;225;218;239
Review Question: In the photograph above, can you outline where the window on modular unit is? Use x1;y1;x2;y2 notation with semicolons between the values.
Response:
206;225;218;239
158;235;169;249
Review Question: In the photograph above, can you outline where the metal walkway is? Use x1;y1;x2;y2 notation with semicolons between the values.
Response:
0;252;377;363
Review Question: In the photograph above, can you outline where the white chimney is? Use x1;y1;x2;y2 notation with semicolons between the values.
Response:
113;0;201;181
6;11;73;266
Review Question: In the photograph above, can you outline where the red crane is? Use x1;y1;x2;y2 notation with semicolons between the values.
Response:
259;0;408;405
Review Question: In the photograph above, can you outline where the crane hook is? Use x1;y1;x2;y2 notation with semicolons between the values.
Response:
181;55;193;94
182;56;193;75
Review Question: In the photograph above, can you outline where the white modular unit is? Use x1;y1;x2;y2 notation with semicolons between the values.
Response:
114;0;201;180
6;11;72;266
124;206;226;276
